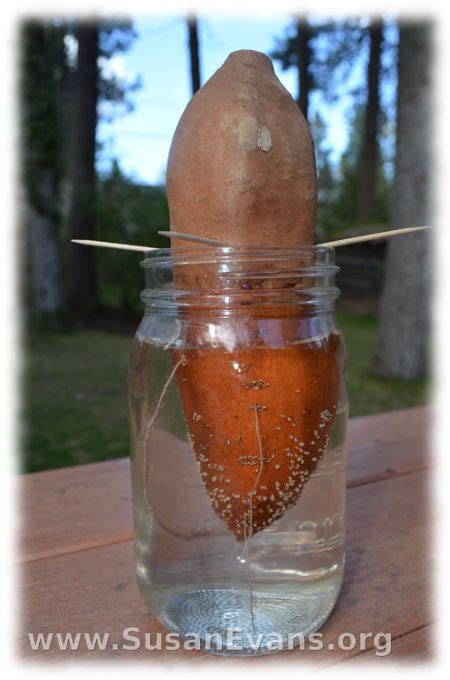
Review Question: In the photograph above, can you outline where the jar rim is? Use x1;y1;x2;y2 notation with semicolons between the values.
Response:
139;244;339;310
140;244;336;270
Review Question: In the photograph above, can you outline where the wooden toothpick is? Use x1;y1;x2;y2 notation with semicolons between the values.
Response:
71;226;430;255
320;226;429;247
71;239;153;252
158;230;225;246
159;225;430;248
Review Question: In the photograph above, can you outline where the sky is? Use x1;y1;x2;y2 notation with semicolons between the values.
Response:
96;15;396;185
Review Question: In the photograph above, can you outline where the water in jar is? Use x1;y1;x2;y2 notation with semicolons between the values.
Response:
129;333;347;655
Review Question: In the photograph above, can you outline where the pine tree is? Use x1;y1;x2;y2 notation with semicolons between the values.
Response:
372;23;432;379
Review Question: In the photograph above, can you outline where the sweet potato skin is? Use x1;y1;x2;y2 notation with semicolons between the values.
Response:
173;334;340;540
167;50;317;247
164;51;339;540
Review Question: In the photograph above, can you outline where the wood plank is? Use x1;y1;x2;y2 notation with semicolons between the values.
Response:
347;406;431;485
19;407;430;563
19;458;134;562
19;469;430;662
384;625;433;659
341;624;433;663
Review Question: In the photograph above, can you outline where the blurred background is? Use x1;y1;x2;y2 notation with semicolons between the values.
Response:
20;14;431;473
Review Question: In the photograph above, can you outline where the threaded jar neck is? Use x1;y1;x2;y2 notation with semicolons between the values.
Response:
140;245;340;312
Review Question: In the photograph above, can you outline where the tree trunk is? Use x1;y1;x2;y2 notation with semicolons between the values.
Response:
187;16;201;94
68;22;99;309
356;20;383;224
26;177;63;316
295;19;311;120
21;22;65;319
371;23;432;379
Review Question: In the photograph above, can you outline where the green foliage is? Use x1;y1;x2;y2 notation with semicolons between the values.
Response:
99;18;137;56
320;106;392;235
97;20;142;120
95;162;169;312
21;17;141;317
20;20;69;217
327;107;364;230
21;17;140;206
309;112;338;230
272;18;397;237
271;18;368;103
307;19;368;104
310;105;393;237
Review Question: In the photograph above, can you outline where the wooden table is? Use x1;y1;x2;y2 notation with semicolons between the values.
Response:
20;406;432;664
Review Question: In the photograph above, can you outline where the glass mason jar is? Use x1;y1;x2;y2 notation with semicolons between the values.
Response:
128;246;348;655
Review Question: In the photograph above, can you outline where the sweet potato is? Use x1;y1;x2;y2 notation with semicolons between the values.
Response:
165;50;339;539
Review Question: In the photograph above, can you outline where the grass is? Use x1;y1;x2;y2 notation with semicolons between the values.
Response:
22;330;131;473
338;313;429;416
22;315;429;473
